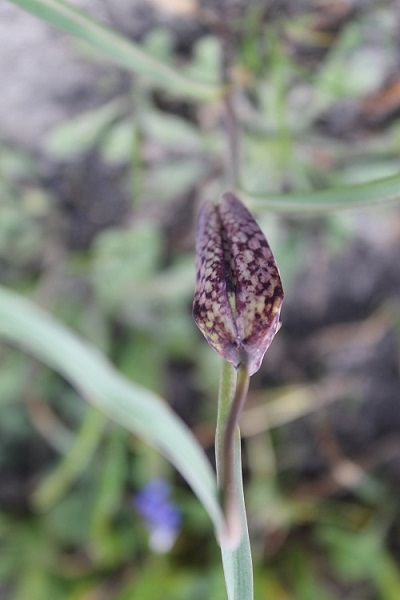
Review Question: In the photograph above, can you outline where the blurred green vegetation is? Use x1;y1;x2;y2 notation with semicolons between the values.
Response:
1;1;400;598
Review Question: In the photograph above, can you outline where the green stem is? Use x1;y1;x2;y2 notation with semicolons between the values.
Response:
216;360;253;599
215;361;249;547
216;361;236;493
219;11;240;190
219;363;250;546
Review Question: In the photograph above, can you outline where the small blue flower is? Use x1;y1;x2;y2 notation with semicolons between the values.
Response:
134;479;181;553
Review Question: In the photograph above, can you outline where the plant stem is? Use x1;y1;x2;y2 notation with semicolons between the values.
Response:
216;360;236;491
215;7;254;597
220;8;240;189
216;360;253;599
216;362;250;547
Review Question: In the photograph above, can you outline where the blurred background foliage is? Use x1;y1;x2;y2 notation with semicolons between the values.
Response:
1;0;400;598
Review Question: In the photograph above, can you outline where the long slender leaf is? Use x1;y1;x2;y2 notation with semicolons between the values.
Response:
0;285;223;535
242;171;400;213
33;405;107;510
8;0;222;101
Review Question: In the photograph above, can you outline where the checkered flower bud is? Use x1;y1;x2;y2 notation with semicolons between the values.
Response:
193;192;283;376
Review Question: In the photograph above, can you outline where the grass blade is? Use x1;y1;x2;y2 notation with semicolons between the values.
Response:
33;405;107;510
0;285;223;536
8;0;222;101
243;172;400;213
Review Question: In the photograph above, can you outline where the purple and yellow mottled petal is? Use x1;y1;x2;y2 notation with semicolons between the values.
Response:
219;192;284;375
192;200;241;368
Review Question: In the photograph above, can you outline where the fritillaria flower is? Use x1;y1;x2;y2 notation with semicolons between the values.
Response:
193;192;283;376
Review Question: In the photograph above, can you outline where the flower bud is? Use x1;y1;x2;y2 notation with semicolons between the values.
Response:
193;192;283;376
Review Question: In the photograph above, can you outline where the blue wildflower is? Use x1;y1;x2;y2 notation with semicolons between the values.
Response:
134;479;181;553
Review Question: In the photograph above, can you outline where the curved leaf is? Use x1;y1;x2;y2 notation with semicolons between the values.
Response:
0;285;222;534
8;0;222;101
242;172;400;213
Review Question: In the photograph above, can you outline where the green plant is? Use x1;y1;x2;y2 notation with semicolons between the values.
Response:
2;1;400;599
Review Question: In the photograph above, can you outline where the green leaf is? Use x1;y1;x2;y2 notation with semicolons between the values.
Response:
45;99;126;159
8;0;222;101
242;171;400;213
0;285;223;537
89;428;129;566
33;405;107;510
91;224;161;314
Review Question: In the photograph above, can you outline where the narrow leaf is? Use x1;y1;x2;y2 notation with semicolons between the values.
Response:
33;406;106;510
0;285;223;534
242;171;400;213
8;0;222;101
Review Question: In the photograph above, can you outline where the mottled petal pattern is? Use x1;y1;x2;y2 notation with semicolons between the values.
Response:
192;199;240;368
193;191;284;376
